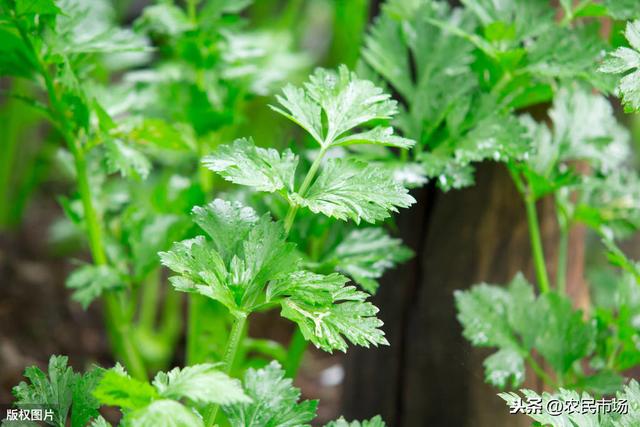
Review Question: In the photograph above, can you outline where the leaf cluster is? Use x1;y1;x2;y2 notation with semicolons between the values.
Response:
456;274;616;392
5;357;385;427
161;199;388;353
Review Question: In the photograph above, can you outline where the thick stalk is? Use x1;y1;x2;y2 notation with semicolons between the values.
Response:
139;269;160;330
284;328;307;377
160;286;182;341
524;195;551;294
204;315;247;427
75;149;147;379
0;94;20;227
186;294;205;365
326;0;370;68
16;17;147;377
556;223;569;295
278;0;304;30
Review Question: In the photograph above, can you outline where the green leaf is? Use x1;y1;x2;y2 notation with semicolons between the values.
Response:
104;139;152;180
125;213;192;280
453;112;529;164
267;271;359;306
134;3;194;36
270;84;323;144
324;415;386;427
12;356;75;427
0;24;38;77
362;0;477;134
324;228;413;293
576;370;625;395
455;284;517;349
200;0;253;18
533;293;595;374
152;364;250;405
417;98;528;191
573;172;640;237
71;367;104;427
600;20;640;112
161;201;300;314
266;268;387;352
280;297;387;353
332;126;414;149
361;6;414;100
222;361;317;427
387;162;428;189
56;60;90;131
220;30;309;96
505;274;538;350
418;152;475;191
307;66;398;143
126;400;204;427
93;369;159;410
89;416;112;427
65;265;124;309
123;118;195;151
603;237;640;283
291;158;415;224
271;66;407;148
15;0;60;16
10;356;103;427
603;0;640;19
461;0;552;40
233;215;300;307
517;86;630;199
160;236;239;312
549;87;629;172
483;348;524;389
500;380;640;426
191;199;258;263
203;138;298;193
48;2;149;56
500;388;599;427
526;24;607;88
456;274;596;387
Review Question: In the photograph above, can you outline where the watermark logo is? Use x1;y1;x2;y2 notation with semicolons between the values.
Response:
507;397;629;416
1;405;57;425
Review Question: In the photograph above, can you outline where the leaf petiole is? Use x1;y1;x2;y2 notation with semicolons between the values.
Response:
204;314;247;427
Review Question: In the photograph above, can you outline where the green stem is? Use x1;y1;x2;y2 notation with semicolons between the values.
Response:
557;222;569;295
281;148;329;377
186;294;205;365
204;315;248;427
284;328;307;377
525;195;551;294
283;147;327;235
326;0;370;68
140;269;160;330
75;149;147;379
607;341;621;370
160;286;182;340
278;0;304;30
0;95;20;228
526;354;556;388
14;18;147;378
187;0;198;23
508;166;551;294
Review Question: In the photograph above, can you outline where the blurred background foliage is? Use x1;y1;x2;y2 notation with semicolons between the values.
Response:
2;1;640;426
0;1;377;422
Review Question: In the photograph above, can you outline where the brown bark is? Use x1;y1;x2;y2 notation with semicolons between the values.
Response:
342;162;587;426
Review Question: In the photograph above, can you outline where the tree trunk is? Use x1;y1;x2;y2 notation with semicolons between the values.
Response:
341;162;586;426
